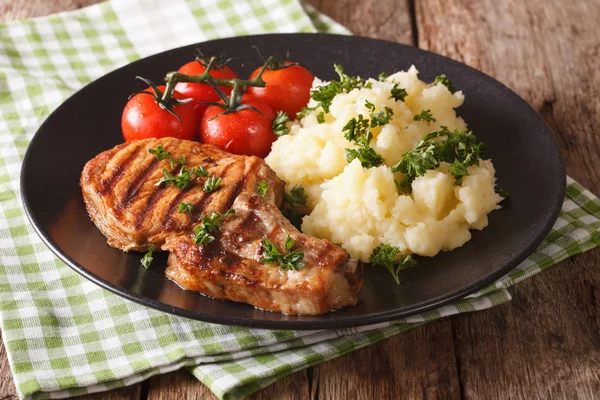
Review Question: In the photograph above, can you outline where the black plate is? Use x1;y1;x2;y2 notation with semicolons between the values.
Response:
21;33;565;329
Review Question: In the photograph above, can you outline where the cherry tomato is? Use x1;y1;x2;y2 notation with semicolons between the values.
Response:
200;95;276;158
246;62;314;120
121;86;197;141
175;61;238;118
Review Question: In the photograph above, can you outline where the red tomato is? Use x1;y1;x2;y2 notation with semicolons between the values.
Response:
121;86;197;141
200;95;276;158
246;62;314;120
175;61;238;118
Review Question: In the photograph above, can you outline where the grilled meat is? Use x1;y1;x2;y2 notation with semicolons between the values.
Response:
164;192;363;315
81;137;284;251
81;138;363;315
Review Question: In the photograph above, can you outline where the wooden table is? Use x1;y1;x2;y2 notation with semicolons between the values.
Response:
2;0;599;398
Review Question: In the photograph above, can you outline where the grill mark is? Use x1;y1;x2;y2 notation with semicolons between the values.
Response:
161;189;191;229
99;144;142;195
134;184;168;229
191;162;237;223
222;159;261;213
116;158;160;216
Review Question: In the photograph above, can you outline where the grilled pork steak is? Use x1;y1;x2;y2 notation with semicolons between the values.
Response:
81;138;363;315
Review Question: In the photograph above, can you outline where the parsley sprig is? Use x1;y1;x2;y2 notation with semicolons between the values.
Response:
434;74;457;94
156;166;193;189
141;245;154;269
272;111;290;136
390;83;408;102
370;244;416;285
392;127;487;194
148;145;170;160
343;101;394;168
203;176;222;193
297;64;367;118
193;209;235;245
259;235;305;271
256;181;268;197
413;109;436;125
282;185;308;229
178;201;194;214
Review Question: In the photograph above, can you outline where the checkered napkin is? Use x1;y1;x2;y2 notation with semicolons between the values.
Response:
0;0;599;399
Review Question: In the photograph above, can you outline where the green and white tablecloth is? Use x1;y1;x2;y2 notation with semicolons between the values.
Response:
0;0;599;399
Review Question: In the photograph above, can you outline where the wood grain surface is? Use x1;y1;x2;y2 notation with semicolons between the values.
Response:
1;0;599;399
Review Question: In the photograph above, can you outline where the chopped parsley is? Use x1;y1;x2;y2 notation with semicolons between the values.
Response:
392;127;487;193
178;201;194;214
272;111;290;136
141;245;154;269
259;235;305;271
378;71;389;81
193;209;235;245
282;185;308;229
413;109;436;124
148;145;170;160
370;244;417;285
302;63;367;117
434;74;456;93
256;181;268;197
170;155;186;169
390;83;408;102
316;111;325;124
495;187;510;200
370;106;394;127
156;167;193;189
342;101;393;168
190;165;209;177
203;176;222;193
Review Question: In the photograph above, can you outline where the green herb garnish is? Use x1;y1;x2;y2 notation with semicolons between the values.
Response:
378;72;389;81
272;111;290;136
282;185;308;229
156;166;193;189
495;188;510;198
190;165;209;177
370;106;394;127
391;127;487;193
257;181;268;197
203;176;222;193
413;109;436;124
370;244;417;285
141;245;154;269
259;235;305;271
345;147;384;169
148;145;170;160
434;74;456;93
316;111;325;124
390;83;408;102
193;209;235;245
170;155;187;169
178;201;194;214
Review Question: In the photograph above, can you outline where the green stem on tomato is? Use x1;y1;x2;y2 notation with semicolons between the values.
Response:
161;55;275;105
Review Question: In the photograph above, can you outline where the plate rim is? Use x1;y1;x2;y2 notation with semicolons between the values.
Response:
20;32;566;330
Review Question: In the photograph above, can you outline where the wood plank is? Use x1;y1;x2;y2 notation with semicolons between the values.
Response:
416;0;600;398
307;0;413;44
312;321;461;399
0;0;100;21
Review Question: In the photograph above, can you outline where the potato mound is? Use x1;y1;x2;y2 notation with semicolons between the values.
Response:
265;66;503;262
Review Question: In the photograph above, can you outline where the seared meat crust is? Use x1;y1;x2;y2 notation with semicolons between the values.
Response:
81;138;363;315
81;137;284;251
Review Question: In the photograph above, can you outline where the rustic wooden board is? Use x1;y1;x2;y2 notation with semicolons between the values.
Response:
416;0;600;399
1;0;599;399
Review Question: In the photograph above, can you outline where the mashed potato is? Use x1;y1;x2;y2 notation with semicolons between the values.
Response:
265;66;503;262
